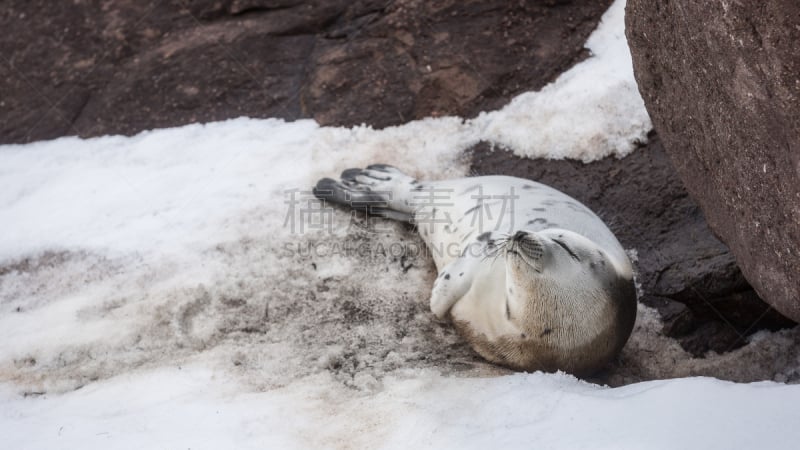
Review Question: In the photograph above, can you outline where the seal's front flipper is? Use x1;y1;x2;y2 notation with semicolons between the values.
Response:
430;253;476;319
313;164;418;223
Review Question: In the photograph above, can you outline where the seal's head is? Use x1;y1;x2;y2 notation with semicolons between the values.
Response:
505;229;627;296
499;228;637;374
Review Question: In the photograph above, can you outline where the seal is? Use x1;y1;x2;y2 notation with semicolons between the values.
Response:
314;164;636;376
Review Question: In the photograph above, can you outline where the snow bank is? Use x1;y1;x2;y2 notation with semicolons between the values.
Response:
3;366;799;450
473;0;652;161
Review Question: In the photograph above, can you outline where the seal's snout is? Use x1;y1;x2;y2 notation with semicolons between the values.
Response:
507;231;545;263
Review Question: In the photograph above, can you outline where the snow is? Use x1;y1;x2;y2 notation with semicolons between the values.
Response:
1;0;797;448
3;367;799;449
473;0;652;162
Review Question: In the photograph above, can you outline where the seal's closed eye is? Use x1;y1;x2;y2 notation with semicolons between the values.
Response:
551;238;581;261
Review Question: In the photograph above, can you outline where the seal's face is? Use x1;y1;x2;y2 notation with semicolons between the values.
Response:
503;229;624;334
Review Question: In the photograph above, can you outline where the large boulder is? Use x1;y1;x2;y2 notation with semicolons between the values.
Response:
625;1;800;322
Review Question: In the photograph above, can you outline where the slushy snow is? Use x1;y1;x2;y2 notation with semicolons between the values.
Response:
2;1;798;448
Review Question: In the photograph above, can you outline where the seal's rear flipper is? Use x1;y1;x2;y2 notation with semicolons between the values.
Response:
313;165;417;223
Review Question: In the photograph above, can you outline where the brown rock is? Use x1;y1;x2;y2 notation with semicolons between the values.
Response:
1;0;613;144
625;1;800;321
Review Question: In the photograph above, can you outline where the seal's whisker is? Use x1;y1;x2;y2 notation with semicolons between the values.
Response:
483;245;500;262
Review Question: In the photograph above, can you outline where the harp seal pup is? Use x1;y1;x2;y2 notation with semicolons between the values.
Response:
313;164;636;376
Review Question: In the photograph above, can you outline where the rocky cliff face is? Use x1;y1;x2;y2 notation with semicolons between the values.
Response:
0;0;611;144
626;0;800;322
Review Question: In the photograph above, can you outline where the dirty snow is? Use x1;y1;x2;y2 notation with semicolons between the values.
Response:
1;0;799;448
